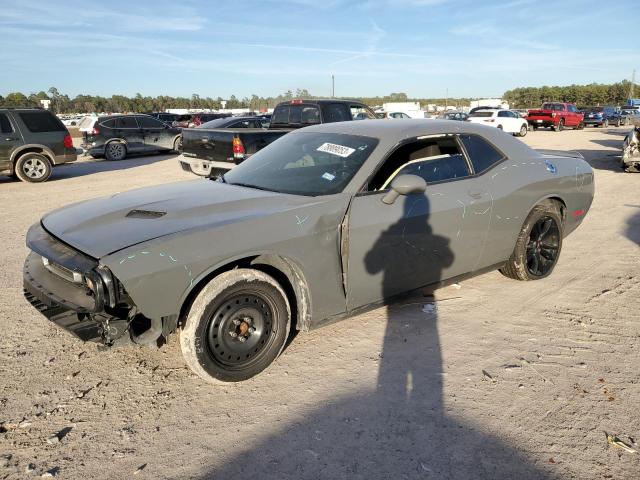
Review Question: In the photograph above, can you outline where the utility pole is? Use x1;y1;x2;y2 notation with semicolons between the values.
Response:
629;69;636;100
332;74;335;98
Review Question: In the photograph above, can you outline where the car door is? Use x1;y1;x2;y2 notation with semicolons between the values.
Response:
138;115;173;150
345;135;492;310
496;111;515;132
112;116;145;152
0;113;19;171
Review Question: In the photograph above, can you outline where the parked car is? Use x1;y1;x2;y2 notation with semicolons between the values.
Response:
381;111;412;119
438;111;469;121
0;108;79;182
148;112;181;125
81;114;183;161
621;127;640;172
198;116;269;129
581;106;624;127
467;109;528;136
178;99;377;177
526;103;584;131
23;119;594;383
173;113;232;129
59;115;84;127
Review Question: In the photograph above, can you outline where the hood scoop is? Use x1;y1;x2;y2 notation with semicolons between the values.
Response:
126;209;167;219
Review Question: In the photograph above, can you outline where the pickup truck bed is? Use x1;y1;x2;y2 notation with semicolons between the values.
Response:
179;128;289;176
178;98;378;177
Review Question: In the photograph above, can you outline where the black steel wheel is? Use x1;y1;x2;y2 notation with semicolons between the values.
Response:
206;292;275;368
180;269;291;383
500;201;563;281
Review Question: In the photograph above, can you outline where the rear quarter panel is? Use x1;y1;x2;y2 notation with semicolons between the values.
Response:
479;153;594;267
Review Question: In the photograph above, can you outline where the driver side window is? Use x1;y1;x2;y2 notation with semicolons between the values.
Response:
367;136;471;191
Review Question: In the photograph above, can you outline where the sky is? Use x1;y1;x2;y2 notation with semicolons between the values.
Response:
1;0;639;99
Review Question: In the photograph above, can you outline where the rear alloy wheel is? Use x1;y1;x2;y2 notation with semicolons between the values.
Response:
500;201;563;281
180;269;291;383
15;153;52;183
518;124;528;137
173;136;182;153
556;119;565;131
105;142;127;161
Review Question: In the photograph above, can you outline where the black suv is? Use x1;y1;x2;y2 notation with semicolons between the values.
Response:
0;108;78;183
82;114;183;161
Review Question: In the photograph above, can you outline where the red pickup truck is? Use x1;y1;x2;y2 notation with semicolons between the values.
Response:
527;102;584;131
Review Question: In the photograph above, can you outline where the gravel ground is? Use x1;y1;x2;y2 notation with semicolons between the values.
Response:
1;126;639;479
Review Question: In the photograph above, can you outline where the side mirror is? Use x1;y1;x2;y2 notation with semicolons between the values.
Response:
382;174;427;205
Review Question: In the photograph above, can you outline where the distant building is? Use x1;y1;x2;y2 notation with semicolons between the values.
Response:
469;98;509;110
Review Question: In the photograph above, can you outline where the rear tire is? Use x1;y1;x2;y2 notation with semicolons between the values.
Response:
14;153;52;183
173;136;182;153
518;124;528;137
104;142;127;161
577;122;585;130
499;201;563;281
615;119;621;127
180;269;291;383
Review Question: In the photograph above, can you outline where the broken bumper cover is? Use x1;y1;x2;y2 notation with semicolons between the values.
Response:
23;223;118;343
177;154;237;177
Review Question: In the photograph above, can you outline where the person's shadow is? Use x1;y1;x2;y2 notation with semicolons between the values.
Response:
197;194;551;479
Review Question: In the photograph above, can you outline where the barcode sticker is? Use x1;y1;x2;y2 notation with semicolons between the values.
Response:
317;142;355;158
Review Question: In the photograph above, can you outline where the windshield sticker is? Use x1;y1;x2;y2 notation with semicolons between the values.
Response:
322;172;336;181
317;142;356;158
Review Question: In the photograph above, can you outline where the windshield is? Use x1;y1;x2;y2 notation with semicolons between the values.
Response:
222;132;379;196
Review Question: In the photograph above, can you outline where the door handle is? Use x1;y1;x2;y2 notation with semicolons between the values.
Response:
4;137;18;141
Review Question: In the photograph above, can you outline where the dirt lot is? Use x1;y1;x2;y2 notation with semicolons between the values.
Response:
1;126;639;479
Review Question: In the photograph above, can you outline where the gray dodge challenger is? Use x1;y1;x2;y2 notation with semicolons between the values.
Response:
23;120;594;383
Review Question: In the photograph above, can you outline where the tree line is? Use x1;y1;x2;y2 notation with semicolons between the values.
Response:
503;80;637;109
0;88;472;114
0;81;636;113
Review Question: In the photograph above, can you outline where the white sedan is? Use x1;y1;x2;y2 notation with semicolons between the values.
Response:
467;109;528;136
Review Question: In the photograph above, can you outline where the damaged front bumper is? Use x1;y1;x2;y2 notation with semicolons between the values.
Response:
23;223;131;345
621;128;640;172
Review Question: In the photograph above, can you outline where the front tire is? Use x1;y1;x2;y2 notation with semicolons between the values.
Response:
499;202;563;281
15;153;52;183
104;141;127;161
180;269;291;383
556;119;565;131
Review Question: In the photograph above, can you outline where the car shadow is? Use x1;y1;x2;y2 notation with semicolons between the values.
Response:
0;153;178;184
624;205;640;245
574;145;623;173
51;153;178;180
197;196;551;480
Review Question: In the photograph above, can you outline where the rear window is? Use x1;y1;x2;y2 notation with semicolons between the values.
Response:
459;134;505;173
114;116;139;128
0;113;13;133
18;111;65;132
271;105;320;125
542;103;564;111
199;117;234;129
469;111;494;118
137;116;165;128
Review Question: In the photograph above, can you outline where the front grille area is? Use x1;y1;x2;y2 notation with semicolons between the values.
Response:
44;260;83;284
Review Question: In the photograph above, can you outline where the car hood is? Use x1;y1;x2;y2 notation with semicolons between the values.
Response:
42;179;331;258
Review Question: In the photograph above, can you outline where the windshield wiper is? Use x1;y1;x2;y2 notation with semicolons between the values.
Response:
228;182;276;192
